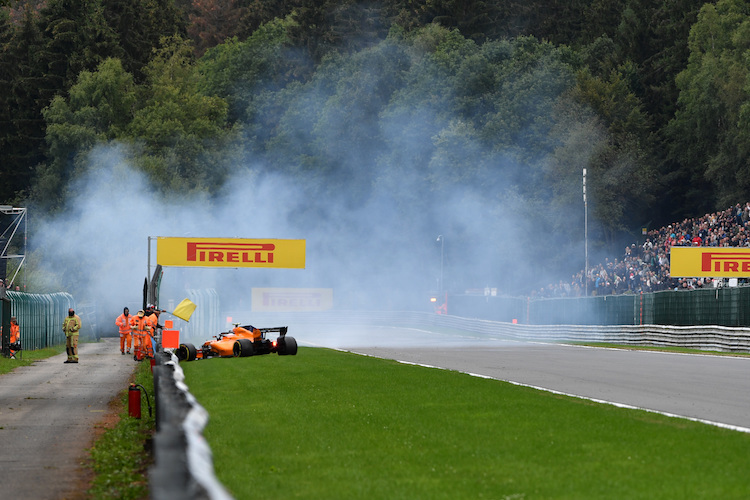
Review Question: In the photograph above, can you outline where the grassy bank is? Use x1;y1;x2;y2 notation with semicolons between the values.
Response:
181;347;750;499
0;345;65;374
86;359;155;499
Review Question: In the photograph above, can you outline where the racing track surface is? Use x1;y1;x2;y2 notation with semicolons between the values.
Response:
304;325;750;432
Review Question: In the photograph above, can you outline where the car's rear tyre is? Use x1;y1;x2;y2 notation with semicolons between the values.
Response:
233;338;254;357
176;343;197;362
278;336;298;355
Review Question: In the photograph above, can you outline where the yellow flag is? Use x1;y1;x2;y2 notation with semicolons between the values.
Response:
171;298;197;322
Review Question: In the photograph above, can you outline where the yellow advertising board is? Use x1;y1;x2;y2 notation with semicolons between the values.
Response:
156;237;305;269
252;288;333;312
670;247;750;277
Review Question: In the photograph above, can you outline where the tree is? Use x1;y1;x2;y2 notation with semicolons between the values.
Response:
666;0;750;209
2;5;45;204
0;9;16;202
234;0;291;39
187;0;244;57
36;58;137;209
127;36;235;194
103;0;188;82
287;0;389;64
196;17;296;124
37;0;121;97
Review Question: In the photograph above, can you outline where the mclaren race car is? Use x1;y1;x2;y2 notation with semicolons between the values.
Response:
175;324;297;361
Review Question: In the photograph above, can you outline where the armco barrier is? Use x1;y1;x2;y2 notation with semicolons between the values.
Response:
150;350;233;500
239;310;750;352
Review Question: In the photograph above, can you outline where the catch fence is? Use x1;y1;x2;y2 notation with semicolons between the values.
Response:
1;291;78;350
448;286;750;327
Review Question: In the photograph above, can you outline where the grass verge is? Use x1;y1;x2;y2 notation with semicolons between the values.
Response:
86;359;155;500
0;345;65;374
578;342;750;356
182;347;750;499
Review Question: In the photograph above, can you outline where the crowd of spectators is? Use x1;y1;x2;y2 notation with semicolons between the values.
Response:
534;202;750;298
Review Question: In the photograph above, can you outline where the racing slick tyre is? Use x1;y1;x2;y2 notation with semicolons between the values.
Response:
233;338;254;357
176;343;197;362
277;336;298;356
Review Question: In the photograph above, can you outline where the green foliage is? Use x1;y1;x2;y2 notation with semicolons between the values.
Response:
196;16;296;123
127;36;235;195
667;0;750;208
38;0;120;93
36;58;136;209
1;5;46;204
559;67;655;245
103;0;188;82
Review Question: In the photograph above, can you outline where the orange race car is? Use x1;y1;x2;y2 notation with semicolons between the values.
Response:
175;323;297;361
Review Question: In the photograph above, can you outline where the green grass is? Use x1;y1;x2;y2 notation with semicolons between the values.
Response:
0;345;65;374
87;359;155;500
578;342;750;356
181;347;750;499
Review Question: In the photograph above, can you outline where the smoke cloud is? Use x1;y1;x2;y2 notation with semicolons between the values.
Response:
27;33;603;330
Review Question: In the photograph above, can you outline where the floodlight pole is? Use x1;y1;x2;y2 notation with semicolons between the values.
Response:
437;235;444;295
583;168;588;297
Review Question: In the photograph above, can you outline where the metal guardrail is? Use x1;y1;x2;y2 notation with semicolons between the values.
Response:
150;350;233;500
242;310;750;353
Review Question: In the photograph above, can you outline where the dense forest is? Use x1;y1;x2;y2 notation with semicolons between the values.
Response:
0;0;748;303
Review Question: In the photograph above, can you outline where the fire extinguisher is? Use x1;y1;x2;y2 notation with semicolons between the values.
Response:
128;383;152;419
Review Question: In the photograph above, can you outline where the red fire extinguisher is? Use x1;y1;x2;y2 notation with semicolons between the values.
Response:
128;384;141;418
128;383;152;419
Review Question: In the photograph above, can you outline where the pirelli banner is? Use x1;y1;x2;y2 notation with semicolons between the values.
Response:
670;247;750;277
252;288;333;312
156;237;306;269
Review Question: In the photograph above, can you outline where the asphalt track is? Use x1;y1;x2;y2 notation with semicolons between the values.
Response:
0;338;135;499
304;325;750;433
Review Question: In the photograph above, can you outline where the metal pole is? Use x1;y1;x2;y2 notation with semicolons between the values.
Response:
437;235;444;295
147;236;152;304
583;169;588;297
22;208;27;292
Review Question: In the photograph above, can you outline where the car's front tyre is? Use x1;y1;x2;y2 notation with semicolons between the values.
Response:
176;343;197;361
233;338;254;357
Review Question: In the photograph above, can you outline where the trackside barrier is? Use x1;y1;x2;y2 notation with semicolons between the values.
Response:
451;287;750;326
150;351;233;500
240;310;750;352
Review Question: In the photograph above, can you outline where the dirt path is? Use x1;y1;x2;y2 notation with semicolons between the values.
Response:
0;338;137;499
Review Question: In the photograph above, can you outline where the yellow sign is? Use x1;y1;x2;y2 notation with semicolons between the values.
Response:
670;247;750;277
252;288;332;312
156;237;306;269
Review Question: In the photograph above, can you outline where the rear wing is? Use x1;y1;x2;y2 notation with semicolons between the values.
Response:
258;326;288;337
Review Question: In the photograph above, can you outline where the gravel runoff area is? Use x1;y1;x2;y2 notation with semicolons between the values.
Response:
0;337;137;499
